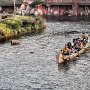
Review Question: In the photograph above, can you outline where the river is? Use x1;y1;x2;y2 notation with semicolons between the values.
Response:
0;18;90;90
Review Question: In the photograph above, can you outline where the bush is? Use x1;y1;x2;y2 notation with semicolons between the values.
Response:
0;23;13;37
0;16;45;40
30;0;43;8
18;16;36;27
3;19;22;30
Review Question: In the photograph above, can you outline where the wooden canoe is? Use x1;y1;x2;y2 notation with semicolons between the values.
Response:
58;42;90;64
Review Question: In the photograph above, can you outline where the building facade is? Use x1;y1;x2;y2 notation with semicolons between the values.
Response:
0;0;23;6
45;0;90;5
0;0;90;15
42;0;90;16
0;0;23;13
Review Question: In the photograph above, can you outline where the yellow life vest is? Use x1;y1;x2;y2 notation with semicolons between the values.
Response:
63;48;69;54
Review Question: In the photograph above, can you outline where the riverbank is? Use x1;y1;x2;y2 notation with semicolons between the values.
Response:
0;15;46;43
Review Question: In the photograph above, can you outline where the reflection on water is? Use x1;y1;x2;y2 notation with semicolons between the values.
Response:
0;19;90;90
58;59;77;72
45;15;90;22
58;62;70;71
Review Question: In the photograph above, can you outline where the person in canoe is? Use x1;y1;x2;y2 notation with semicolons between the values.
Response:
73;38;79;50
81;33;89;42
67;42;76;53
63;45;70;55
67;42;72;49
73;38;83;51
81;33;88;46
78;39;84;50
69;46;77;53
80;40;84;48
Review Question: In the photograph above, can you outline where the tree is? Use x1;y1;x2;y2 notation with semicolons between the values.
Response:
30;0;43;8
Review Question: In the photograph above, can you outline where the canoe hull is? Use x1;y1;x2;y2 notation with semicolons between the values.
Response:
58;43;89;63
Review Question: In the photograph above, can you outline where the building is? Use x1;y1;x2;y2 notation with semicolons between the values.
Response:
0;0;23;6
44;0;90;5
0;0;23;13
0;0;90;15
43;0;90;9
42;0;90;15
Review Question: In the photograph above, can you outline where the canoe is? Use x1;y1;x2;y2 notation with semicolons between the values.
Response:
58;42;90;64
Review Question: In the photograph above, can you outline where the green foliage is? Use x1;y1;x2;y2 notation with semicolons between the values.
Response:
25;25;32;31
0;16;45;40
18;16;35;27
3;19;22;30
30;0;43;8
0;23;13;37
35;24;40;30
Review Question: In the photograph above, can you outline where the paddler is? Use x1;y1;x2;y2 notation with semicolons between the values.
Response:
79;40;84;49
81;33;89;46
67;42;72;49
63;45;70;55
81;33;88;41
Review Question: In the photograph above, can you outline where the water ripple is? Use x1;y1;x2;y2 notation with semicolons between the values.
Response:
0;21;90;90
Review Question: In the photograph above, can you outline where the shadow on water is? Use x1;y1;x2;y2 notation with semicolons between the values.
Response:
51;31;80;37
57;59;77;72
0;30;45;44
45;15;90;22
58;62;70;71
23;30;45;37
